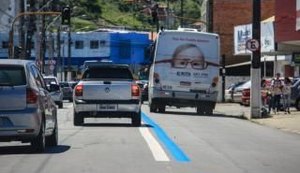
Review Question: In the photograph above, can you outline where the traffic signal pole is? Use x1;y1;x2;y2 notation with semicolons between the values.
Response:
250;0;261;118
8;11;61;59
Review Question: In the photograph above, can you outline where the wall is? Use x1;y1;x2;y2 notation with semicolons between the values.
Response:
213;0;275;65
275;0;300;42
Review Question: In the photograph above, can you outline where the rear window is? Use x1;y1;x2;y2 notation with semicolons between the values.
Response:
83;67;133;79
0;65;26;86
44;78;57;85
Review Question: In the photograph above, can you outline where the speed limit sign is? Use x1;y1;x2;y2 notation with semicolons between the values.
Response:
246;39;260;52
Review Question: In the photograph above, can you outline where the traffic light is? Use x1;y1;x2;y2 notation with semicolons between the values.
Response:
151;4;159;23
14;46;22;59
61;7;71;25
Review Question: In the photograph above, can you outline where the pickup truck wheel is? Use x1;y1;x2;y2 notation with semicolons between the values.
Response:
74;111;83;126
58;102;63;109
31;121;46;152
132;112;141;127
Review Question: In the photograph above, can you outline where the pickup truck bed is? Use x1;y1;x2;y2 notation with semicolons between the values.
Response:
73;64;141;126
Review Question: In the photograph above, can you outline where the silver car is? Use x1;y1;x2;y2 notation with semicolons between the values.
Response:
43;75;63;108
0;59;58;152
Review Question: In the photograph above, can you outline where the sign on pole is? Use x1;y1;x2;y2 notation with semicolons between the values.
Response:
246;39;260;52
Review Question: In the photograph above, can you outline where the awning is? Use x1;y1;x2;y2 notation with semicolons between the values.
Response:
225;55;291;68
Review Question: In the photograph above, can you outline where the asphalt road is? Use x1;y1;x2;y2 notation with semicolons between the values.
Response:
1;102;300;173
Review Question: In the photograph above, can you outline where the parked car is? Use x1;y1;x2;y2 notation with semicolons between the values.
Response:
290;77;300;110
231;80;251;104
225;81;246;102
68;81;78;89
0;59;58;152
43;76;63;108
59;81;73;102
136;80;148;104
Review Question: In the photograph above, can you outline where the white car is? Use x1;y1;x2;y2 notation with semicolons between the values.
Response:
43;76;63;108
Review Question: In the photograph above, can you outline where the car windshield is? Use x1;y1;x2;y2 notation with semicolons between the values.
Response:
44;78;57;85
0;65;26;86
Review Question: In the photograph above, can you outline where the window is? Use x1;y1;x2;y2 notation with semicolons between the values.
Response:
83;67;133;79
75;40;84;49
100;40;106;47
90;40;99;49
119;40;131;59
2;41;9;49
0;65;26;86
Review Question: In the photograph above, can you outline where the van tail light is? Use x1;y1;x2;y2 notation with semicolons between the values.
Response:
75;84;83;96
131;84;140;97
26;88;38;104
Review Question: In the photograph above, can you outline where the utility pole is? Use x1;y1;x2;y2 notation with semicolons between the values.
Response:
41;0;46;73
180;0;183;26
19;0;25;59
250;0;261;118
67;26;71;81
26;0;35;60
222;54;226;103
208;0;214;32
57;26;62;81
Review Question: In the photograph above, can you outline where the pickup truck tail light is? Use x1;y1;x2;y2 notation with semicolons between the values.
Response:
75;84;83;96
26;88;38;104
131;84;140;97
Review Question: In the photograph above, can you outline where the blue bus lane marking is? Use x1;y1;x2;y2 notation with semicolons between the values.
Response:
142;112;191;162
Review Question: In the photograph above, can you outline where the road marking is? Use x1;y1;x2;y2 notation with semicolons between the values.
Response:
139;127;170;161
142;112;191;162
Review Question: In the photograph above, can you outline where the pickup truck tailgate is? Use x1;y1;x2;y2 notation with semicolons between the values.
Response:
82;81;132;100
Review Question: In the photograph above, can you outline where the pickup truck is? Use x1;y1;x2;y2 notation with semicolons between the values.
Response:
73;63;142;126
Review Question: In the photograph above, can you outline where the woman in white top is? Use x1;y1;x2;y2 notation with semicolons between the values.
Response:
282;77;292;114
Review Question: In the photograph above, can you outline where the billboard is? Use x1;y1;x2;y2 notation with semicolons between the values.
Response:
234;21;275;55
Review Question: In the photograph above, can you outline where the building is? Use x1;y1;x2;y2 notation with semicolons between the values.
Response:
0;30;151;80
200;0;275;65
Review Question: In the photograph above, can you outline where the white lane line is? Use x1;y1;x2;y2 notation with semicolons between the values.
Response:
139;126;170;162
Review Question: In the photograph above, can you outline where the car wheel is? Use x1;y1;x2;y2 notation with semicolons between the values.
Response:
296;99;300;111
132;111;141;127
46;114;58;146
158;105;165;113
58;102;63;108
31;121;46;152
196;106;204;115
149;101;157;112
74;111;83;126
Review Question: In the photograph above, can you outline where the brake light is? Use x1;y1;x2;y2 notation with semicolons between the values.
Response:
75;84;83;96
131;84;140;97
26;88;37;104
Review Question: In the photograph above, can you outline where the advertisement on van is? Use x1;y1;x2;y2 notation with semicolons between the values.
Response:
153;32;220;92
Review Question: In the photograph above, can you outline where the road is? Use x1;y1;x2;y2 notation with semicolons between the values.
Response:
1;102;300;173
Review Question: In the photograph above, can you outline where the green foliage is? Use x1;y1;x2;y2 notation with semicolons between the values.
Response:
58;0;201;31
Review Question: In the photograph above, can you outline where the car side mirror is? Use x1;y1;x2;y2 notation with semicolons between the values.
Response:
49;83;60;92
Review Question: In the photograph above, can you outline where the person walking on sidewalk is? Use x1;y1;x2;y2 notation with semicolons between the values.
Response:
282;77;292;114
271;73;284;114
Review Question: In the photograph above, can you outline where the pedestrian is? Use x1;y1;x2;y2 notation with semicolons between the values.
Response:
271;73;284;114
282;77;292;114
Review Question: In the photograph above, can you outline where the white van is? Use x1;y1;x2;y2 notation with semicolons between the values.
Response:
148;29;220;114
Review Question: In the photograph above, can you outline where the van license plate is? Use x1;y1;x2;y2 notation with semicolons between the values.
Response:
98;104;117;111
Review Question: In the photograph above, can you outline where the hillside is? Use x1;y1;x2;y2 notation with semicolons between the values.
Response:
57;0;203;31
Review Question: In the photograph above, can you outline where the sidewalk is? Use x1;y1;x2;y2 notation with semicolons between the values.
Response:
215;103;300;135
